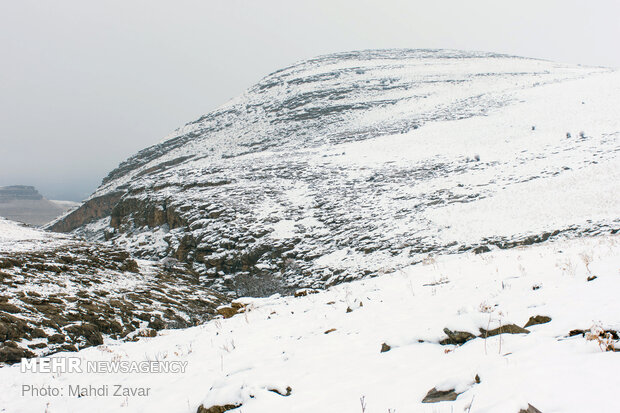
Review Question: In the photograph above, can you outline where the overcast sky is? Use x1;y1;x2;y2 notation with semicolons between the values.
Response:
1;0;618;201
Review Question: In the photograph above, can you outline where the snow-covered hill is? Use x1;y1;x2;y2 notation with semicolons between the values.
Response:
49;49;619;294
1;235;617;412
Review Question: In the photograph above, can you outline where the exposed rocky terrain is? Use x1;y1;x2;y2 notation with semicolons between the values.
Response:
0;218;226;364
50;50;619;295
0;185;78;226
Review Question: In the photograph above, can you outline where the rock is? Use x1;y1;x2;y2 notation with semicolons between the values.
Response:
60;344;77;352
524;316;552;328
346;307;353;313
268;386;292;396
569;329;585;337
217;302;246;319
440;328;477;345
137;329;157;338
47;333;65;344
480;324;529;337
30;328;47;339
294;288;319;297
0;344;34;363
421;387;459;403
519;403;543;413
473;245;491;254
0;302;21;313
196;404;241;413
147;316;166;330
65;323;103;346
380;343;391;353
120;259;140;273
0;315;32;342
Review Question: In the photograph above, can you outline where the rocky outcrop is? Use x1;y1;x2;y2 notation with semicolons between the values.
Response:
48;191;123;232
0;236;227;365
109;196;187;231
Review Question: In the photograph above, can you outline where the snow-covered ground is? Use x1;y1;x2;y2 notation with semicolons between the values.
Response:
0;218;71;252
1;235;617;412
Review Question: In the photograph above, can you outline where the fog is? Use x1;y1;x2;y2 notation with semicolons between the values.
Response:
1;0;618;201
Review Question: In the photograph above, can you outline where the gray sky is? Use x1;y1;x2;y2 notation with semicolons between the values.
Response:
1;0;618;201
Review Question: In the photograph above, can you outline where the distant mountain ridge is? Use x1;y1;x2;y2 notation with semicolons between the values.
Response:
0;186;43;201
49;49;620;294
0;185;78;226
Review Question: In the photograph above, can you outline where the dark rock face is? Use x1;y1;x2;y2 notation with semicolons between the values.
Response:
48;49;618;295
48;192;122;233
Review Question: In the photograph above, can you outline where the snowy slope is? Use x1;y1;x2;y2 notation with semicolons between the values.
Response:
49;49;619;294
1;235;618;412
0;218;71;252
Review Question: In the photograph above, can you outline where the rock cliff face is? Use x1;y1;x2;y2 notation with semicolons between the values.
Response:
49;49;620;294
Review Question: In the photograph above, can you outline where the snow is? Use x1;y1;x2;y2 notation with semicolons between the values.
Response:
50;200;81;210
0;217;71;252
1;235;618;412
